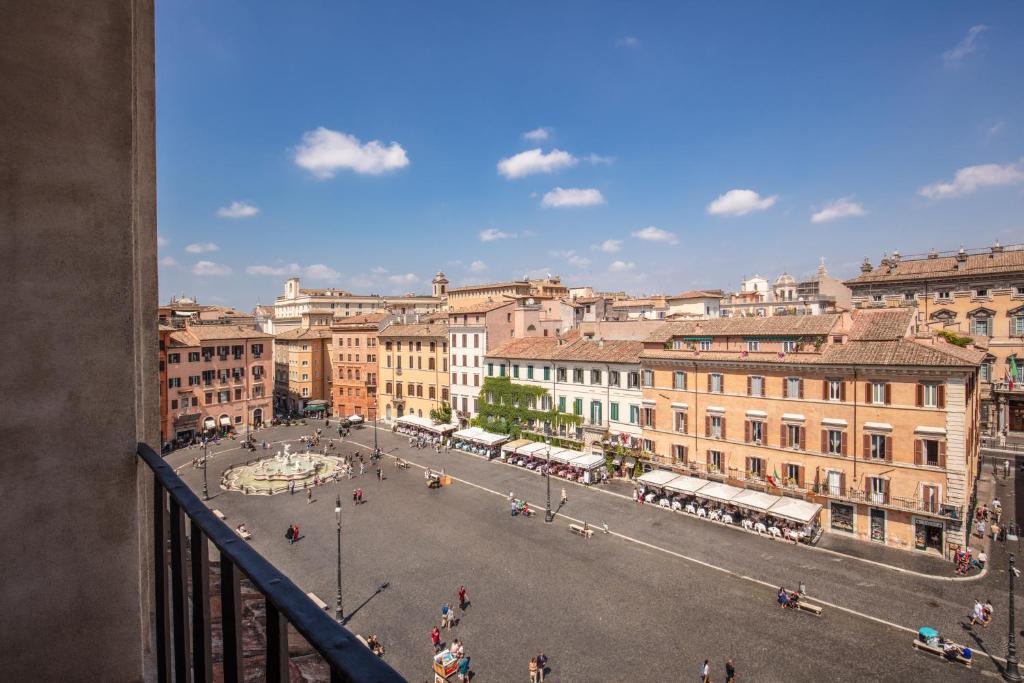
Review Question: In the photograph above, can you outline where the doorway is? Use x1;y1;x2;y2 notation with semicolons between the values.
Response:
869;508;885;543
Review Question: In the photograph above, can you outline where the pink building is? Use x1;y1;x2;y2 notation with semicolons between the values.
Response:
163;322;273;444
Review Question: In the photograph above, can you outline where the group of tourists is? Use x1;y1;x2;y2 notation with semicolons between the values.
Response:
969;598;995;628
431;585;472;681
953;546;987;575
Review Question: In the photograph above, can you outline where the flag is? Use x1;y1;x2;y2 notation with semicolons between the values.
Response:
1011;356;1020;382
767;468;780;487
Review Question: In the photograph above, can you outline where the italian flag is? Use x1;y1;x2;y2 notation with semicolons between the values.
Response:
767;469;780;487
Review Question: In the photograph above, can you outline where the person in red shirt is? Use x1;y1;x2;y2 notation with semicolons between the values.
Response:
431;626;441;652
458;585;467;609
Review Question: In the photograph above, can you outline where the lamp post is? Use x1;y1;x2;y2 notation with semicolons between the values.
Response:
373;406;379;456
544;447;553;523
1007;552;1021;681
202;438;209;501
335;495;344;623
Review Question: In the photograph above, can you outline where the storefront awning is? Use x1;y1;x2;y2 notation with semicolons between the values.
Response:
219;416;231;426
695;481;743;503
304;404;325;412
731;489;781;512
203;417;216;428
453;427;509;447
638;469;682;488
516;442;549;457
502;438;532;453
570;453;605;470
396;414;457;433
174;413;200;428
768;497;823;524
664;475;710;496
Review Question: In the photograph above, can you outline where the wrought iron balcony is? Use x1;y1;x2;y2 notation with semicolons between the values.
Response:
139;443;404;683
810;483;960;519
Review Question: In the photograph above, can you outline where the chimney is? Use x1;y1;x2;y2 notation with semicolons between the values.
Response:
955;246;968;268
860;257;873;273
992;240;1004;255
927;248;938;259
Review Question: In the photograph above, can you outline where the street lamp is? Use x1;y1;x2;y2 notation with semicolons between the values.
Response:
335;495;344;623
1006;552;1021;681
202;438;209;501
544;447;553;523
373;406;379;456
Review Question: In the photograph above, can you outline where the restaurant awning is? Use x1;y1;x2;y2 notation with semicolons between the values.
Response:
664;475;710;496
638;469;682;488
548;447;577;464
695;481;743;503
768;497;823;524
306;399;328;407
303;404;325;412
396;414;457;433
219;416;231;426
731;489;781;512
517;442;549;457
452;427;509;446
570;453;606;470
502;438;532;453
347;414;364;423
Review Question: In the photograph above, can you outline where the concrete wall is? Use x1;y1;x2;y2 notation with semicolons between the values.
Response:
0;1;156;680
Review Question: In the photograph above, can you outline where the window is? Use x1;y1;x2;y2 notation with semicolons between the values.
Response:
187;352;200;362
473;334;479;348
429;386;436;399
527;365;534;380
708;415;723;439
784;463;804;488
825;429;844;455
672;444;688;463
573;398;583;416
302;373;308;380
610;402;619;421
746;340;759;352
785;377;802;399
590;400;603;425
205;392;213;404
557;367;567;382
168;353;180;364
917;439;944;467
673;371;686;390
558;396;566;413
543;366;551;381
783;340;798;353
674;411;687;433
826;378;843;401
641;406;655;428
699;340;712;351
643;439;655;453
870;381;888;405
641;369;653;387
918;383;940;408
935;290;951;301
708;373;723;393
707;450;723;472
871;294;883;303
487;363;493;377
499;365;506;377
973;318;992;336
981;362;992;382
168;377;180;388
301;387;309;397
512;364;520;378
591;369;602;385
746;457;765;479
867;477;888;504
627;372;640;389
629;404;640;424
975;288;989;298
786;424;803;450
868;433;889;461
570;368;582;384
1012;316;1024;337
747;420;763;444
748;375;764;397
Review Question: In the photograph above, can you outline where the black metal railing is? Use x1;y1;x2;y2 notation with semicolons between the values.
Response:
139;443;405;683
809;483;961;519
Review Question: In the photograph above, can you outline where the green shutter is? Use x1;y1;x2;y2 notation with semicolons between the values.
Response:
610;402;619;421
543;366;550;380
499;365;506;377
558;396;566;412
512;364;519;378
629;405;639;424
527;365;534;379
574;398;582;415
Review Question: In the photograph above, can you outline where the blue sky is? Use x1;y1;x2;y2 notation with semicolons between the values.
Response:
156;1;1024;309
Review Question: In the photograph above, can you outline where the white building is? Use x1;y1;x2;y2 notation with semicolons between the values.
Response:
447;300;515;425
273;277;445;327
484;336;644;450
665;290;722;319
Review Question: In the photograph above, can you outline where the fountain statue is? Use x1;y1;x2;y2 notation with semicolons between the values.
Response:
220;441;343;496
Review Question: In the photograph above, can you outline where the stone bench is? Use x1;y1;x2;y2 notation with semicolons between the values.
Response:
306;592;328;611
912;639;972;667
213;509;226;521
795;600;823;616
569;523;593;539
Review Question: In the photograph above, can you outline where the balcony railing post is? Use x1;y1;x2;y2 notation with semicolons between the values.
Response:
154;478;171;683
169;499;193;683
220;555;243;682
265;600;290;682
190;519;212;683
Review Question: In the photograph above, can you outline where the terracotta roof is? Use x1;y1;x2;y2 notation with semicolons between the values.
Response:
379;322;448;338
487;337;560;360
571;296;603;304
845;247;1024;286
644;314;841;343
612;297;667;309
488;337;642;364
448;300;515;315
181;324;272;341
275;328;333;341
330;312;389;328
667;290;723;300
447;280;529;294
847;308;913;341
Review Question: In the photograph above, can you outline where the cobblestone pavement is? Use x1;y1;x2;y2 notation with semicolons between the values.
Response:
167;422;1020;681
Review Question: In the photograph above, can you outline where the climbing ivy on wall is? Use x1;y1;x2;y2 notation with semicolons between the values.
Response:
471;376;582;437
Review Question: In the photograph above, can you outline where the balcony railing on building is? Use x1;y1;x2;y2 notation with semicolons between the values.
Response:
139;443;404;683
809;483;961;519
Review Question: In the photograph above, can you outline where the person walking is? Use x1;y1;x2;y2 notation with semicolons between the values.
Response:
357;488;364;504
458;585;468;609
286;525;295;545
431;626;441;653
457;654;470;682
970;599;985;627
444;602;454;629
306;488;312;504
560;487;567;506
536;652;548;682
291;524;299;543
725;659;736;682
699;659;710;683
528;657;539;683
441;603;450;629
376;467;383;482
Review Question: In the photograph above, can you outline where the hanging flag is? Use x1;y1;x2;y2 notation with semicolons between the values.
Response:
1011;355;1020;382
767;468;780;487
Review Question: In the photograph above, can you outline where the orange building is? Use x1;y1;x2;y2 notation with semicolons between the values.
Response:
273;327;333;415
639;309;983;556
330;312;388;420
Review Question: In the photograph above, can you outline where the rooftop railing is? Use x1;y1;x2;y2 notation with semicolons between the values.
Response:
139;443;405;683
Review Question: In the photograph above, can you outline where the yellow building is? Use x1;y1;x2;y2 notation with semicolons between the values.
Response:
845;243;1024;433
377;322;450;421
640;309;983;557
446;277;569;308
273;327;333;414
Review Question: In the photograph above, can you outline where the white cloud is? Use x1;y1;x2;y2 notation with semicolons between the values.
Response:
468;260;488;273
919;161;1024;200
246;264;301;277
192;261;232;276
706;188;778;216
616;36;641;48
293;127;409;178
157;235;169;247
552;250;591;268
159;256;179;267
811;196;866;223
631;226;678;244
522;127;551;142
497;148;577;179
479;228;516;242
595;239;623;253
371;266;389;274
387;273;419;285
944;25;987;64
989;121;1006;137
185;242;219;254
584;153;614;166
609;260;635;272
541;187;606;208
216;201;260;219
304;264;341;281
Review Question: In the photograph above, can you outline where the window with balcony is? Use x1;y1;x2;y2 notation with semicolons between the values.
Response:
921;484;940;513
784;463;804;488
672;444;688;463
746;456;765;479
707;450;723;473
866;476;888;504
748;375;764;397
783;340;798;353
708;373;723;393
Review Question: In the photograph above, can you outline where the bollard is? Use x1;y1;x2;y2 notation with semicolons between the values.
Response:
799;581;806;595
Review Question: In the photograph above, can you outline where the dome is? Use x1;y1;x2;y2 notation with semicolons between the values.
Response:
774;272;796;286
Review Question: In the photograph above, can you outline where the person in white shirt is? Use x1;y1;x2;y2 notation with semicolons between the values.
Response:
970;599;985;626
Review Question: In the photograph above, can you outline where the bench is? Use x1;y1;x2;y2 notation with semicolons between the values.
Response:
912;639;972;667
355;634;369;648
396;460;410;469
306;592;328;611
795;601;823;616
234;527;252;541
213;509;226;521
569;523;593;539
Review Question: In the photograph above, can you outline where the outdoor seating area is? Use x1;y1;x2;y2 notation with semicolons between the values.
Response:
501;441;609;484
393;414;458;446
636;470;823;544
451;427;508;459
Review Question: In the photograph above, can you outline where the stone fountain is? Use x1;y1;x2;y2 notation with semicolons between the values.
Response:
221;443;344;495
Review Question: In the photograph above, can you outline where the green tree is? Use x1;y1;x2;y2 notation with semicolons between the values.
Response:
430;401;452;424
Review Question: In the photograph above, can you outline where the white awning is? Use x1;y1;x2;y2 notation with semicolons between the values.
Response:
517;442;549;457
781;413;805;422
745;409;767;418
821;417;847;427
914;426;947;436
642;399;656;405
768;497;823;524
548;447;576;464
396;414;457;433
664;476;710;496
452;427;509;446
695;481;743;503
502;438;532;453
670;402;689;410
864;421;893;432
219;416;231;426
638;469;681;488
347;414;364;423
570;453;606;470
203;417;216;428
706;406;725;414
732;489;781;512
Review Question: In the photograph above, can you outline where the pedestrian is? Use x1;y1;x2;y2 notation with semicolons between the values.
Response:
970;599;985;627
458;585;468;609
360;462;366;476
508;491;514;503
352;489;358;505
528;657;539;683
984;598;994;626
357;488;364;504
286;525;294;545
307;488;312;504
377;467;382;482
292;524;299;543
431;626;441;653
445;602;454;629
700;659;710;682
457;654;470;683
560;487;567;505
441;603;450;629
536;652;548;682
725;659;736;682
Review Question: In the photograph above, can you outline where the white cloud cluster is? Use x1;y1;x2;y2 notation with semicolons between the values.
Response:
468;260;487;273
584;153;614;166
294;127;409;178
919;161;1024;200
157;235;169;247
553;250;591;269
245;263;340;281
811;197;866;223
247;264;299;277
192;261;232;276
185;242;219;254
304;264;341;281
609;260;635;272
522;127;551;142
595;239;622;253
387;273;419;285
497;148;577;179
159;256;179;267
216;201;260;218
706;188;778;216
631;226;678;244
541;187;605;208
944;25;987;64
479;228;515;242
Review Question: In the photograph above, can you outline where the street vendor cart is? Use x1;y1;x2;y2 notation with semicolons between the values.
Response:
433;649;458;681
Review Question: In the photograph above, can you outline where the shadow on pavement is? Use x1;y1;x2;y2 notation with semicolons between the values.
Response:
343;581;391;624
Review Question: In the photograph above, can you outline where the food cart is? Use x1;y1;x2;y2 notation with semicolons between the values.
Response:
433;649;458;681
